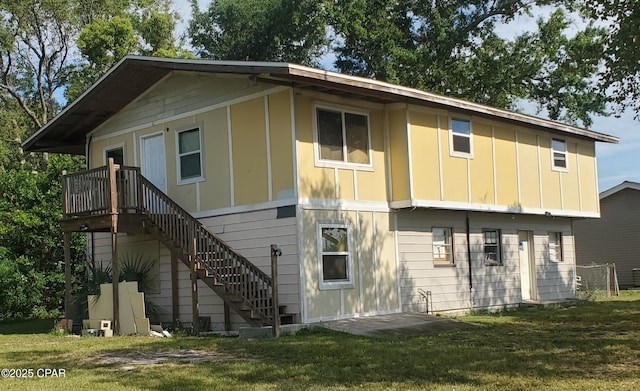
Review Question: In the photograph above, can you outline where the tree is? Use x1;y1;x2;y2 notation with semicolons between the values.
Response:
188;0;326;65
66;0;191;101
0;0;76;130
0;0;187;320
327;0;608;127
577;0;640;118
0;154;85;320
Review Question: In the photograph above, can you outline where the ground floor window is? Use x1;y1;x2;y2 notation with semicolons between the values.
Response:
432;227;454;265
549;232;563;262
318;223;354;288
483;229;502;266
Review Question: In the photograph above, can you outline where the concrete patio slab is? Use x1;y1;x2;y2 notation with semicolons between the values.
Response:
319;312;475;337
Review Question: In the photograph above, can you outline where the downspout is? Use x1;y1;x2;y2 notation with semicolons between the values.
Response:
466;213;473;309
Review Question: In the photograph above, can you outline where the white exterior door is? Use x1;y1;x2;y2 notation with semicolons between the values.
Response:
518;231;537;301
141;133;167;192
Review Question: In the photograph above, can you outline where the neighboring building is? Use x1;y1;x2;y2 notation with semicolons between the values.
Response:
23;56;618;332
574;182;640;288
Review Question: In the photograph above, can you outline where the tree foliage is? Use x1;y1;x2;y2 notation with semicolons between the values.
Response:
0;0;76;129
327;0;607;126
188;0;612;127
576;0;640;117
0;155;85;320
0;0;185;320
66;0;191;101
188;0;326;65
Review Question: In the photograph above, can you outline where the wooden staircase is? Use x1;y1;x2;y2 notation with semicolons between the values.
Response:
61;164;295;330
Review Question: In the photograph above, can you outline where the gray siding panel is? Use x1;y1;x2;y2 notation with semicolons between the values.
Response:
398;209;576;313
574;188;640;288
88;207;300;331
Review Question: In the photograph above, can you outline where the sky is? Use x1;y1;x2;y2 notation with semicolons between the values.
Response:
173;1;639;192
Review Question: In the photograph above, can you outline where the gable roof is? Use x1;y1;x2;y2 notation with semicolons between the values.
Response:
600;181;640;200
23;55;619;154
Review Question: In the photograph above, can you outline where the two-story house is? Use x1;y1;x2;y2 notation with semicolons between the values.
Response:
23;56;618;333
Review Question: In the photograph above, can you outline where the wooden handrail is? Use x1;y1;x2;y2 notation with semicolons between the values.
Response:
62;165;278;325
137;173;276;323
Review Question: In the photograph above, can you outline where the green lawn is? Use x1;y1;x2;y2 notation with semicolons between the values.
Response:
1;292;639;390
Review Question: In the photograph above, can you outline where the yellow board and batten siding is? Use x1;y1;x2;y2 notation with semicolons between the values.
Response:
388;109;410;201
357;110;388;202
439;117;469;203
268;91;295;201
517;131;542;208
577;143;598;213
469;122;495;205
538;137;562;210
88;74;295;214
231;98;270;206
399;111;599;216
408;111;440;201
301;209;399;321
493;125;519;207
295;94;388;202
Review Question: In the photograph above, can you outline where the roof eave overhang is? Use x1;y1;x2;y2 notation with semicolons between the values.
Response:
22;56;619;154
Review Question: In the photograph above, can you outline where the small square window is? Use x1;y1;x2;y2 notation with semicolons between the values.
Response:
483;229;502;266
450;118;472;157
551;139;567;170
105;146;124;166
318;224;354;288
549;232;563;262
177;127;203;182
316;107;371;166
433;227;454;265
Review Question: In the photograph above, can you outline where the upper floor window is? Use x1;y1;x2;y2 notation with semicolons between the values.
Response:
316;107;371;166
483;229;502;266
549;232;563;262
551;138;567;170
105;145;124;166
433;227;454;266
177;127;203;183
450;118;473;157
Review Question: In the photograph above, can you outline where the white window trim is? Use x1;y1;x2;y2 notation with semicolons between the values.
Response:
548;231;563;262
313;103;374;171
175;124;204;185
551;138;569;172
483;229;503;266
449;116;474;159
102;142;126;166
432;227;455;266
317;222;355;290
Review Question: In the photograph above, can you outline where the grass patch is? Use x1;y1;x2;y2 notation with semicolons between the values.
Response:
0;293;639;390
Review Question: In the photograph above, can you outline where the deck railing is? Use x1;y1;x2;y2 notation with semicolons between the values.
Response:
62;166;111;217
62;163;276;324
139;176;275;321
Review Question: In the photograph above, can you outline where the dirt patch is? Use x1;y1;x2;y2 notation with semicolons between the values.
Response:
97;349;249;371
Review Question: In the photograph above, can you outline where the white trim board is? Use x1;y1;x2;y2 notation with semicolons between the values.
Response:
389;199;600;218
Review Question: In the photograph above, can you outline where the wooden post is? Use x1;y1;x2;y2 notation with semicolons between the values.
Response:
111;227;119;335
190;222;199;335
61;170;68;217
107;158;120;335
63;232;72;320
61;169;72;321
271;245;281;338
171;251;179;326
